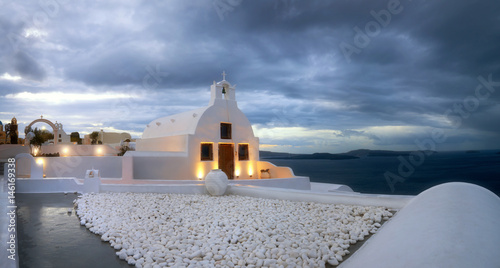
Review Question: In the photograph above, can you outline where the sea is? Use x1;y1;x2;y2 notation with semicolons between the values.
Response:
265;150;500;197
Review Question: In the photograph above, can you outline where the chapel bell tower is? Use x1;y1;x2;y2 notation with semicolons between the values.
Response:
210;71;236;105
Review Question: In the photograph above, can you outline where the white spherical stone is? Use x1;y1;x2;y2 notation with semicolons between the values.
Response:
204;169;229;196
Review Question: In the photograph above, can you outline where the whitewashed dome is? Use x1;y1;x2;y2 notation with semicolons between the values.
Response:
142;107;209;139
141;78;255;140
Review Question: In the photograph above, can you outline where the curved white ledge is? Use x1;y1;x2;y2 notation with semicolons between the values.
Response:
340;182;500;268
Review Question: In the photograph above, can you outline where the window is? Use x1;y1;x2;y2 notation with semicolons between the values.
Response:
220;123;232;139
59;134;62;138
200;143;213;161
238;144;249;161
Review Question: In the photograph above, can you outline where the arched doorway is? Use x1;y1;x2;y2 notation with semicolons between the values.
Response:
25;117;59;145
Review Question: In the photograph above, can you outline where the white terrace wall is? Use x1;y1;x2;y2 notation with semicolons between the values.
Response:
33;156;122;178
126;151;196;180
257;161;295;178
0;145;29;159
15;153;43;179
340;182;500;268
1;144;117;160
16;155;31;178
40;144;118;156
99;132;131;144
16;155;298;181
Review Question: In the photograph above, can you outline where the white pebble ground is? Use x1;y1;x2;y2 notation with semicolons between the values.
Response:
75;193;394;268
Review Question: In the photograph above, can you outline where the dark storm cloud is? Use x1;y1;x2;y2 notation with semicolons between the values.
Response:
395;1;500;74
1;0;500;152
13;51;46;81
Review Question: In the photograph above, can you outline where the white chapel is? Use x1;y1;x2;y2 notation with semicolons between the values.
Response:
129;74;260;180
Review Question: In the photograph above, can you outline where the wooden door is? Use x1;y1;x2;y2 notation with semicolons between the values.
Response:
218;144;234;179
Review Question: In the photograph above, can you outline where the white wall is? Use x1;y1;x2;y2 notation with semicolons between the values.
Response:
56;129;71;144
310;182;354;192
15;155;31;178
100;184;207;194
41;144;117;156
1;144;117;159
131;155;194;180
136;135;187;152
228;185;411;209
16;178;83;193
230;177;311;190
34;156;122;178
14;153;43;179
100;132;131;144
257;161;295;178
0;145;29;159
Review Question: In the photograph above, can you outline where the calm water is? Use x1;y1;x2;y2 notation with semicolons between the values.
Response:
16;193;130;268
267;150;500;196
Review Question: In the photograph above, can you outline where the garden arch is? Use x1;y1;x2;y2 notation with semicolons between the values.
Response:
26;117;59;145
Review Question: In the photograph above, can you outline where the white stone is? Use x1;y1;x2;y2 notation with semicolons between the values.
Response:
204;169;228;196
328;258;339;266
189;250;202;259
75;192;394;267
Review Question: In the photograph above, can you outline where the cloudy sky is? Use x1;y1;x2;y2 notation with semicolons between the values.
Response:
0;0;499;153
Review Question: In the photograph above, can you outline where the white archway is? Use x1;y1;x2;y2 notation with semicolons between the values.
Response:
25;118;59;145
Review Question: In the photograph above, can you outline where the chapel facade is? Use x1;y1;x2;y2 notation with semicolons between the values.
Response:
129;75;260;180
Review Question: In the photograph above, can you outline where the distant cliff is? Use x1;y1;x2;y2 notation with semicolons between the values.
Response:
259;151;358;160
260;149;436;160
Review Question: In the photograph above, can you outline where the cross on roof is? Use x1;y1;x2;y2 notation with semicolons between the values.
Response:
222;71;227;81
